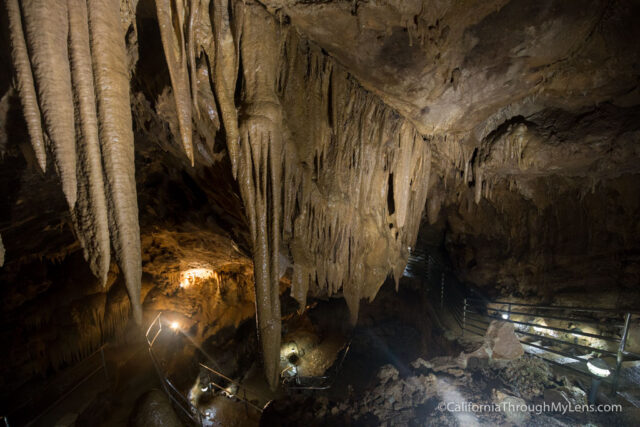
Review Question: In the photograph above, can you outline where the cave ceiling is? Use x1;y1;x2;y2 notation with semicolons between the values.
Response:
0;0;639;390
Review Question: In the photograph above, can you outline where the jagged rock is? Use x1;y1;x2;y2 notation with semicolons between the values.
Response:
485;321;524;361
500;355;554;399
377;364;399;384
410;357;432;370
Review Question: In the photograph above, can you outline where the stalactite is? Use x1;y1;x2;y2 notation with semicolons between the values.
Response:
236;3;284;390
5;0;47;172
187;0;200;117
275;32;432;329
155;0;195;165
68;0;111;285
211;0;241;177
21;0;77;207
88;0;142;324
8;0;143;323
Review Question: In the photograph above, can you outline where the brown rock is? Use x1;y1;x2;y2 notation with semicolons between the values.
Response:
485;320;524;361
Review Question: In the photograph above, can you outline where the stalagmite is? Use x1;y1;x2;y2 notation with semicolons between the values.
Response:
5;0;47;172
88;0;142;324
68;0;111;285
156;0;195;165
21;0;77;207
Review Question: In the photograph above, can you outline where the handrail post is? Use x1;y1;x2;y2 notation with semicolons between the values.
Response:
427;255;433;284
462;298;467;336
612;312;632;396
440;272;445;310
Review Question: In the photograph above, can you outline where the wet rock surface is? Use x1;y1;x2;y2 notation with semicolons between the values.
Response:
130;389;183;427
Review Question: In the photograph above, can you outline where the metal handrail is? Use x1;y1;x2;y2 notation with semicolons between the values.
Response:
148;344;202;425
465;311;619;358
461;301;634;395
465;311;621;342
464;323;618;386
513;329;618;357
466;297;640;316
199;363;268;412
146;312;267;425
417;252;636;398
485;307;625;328
146;313;203;425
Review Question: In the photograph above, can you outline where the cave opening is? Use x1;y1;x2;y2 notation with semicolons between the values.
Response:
1;0;640;426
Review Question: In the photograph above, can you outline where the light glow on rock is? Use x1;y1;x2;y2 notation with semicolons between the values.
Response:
179;268;217;288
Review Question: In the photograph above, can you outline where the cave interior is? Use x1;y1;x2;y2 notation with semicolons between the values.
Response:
1;0;640;426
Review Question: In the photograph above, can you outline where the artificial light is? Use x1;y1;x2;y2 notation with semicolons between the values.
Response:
587;358;611;378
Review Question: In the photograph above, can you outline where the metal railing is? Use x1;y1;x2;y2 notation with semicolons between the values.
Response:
199;363;267;412
461;298;639;395
410;248;639;397
145;312;267;426
145;312;203;425
407;248;470;332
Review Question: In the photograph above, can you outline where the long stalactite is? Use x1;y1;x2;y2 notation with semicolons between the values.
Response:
87;0;142;324
21;0;78;207
155;0;195;165
5;0;47;172
68;0;111;286
236;2;285;390
5;0;143;324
